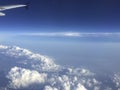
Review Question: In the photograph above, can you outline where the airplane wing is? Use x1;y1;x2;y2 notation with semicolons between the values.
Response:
0;4;27;11
0;12;5;16
0;4;27;16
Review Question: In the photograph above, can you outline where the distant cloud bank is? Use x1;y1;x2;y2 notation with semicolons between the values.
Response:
20;32;120;38
21;32;81;37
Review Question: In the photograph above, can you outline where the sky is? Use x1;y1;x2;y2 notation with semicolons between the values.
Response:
0;0;120;73
0;0;120;32
1;1;120;89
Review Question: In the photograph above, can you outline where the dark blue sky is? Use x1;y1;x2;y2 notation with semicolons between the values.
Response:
0;0;120;32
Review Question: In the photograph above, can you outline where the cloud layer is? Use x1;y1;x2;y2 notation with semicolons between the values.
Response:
0;45;120;90
20;32;120;38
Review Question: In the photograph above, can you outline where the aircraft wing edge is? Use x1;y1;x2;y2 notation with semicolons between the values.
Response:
0;12;5;16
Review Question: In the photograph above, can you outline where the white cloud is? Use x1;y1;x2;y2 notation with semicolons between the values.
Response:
112;73;120;89
7;67;47;89
0;45;59;71
21;32;81;37
20;32;120;38
7;66;100;90
0;45;103;90
44;86;58;90
1;45;120;90
74;83;87;90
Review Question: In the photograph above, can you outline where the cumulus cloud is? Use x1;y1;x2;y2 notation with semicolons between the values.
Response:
7;66;99;90
112;73;120;89
7;67;47;89
0;45;59;71
44;86;58;90
1;45;118;90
